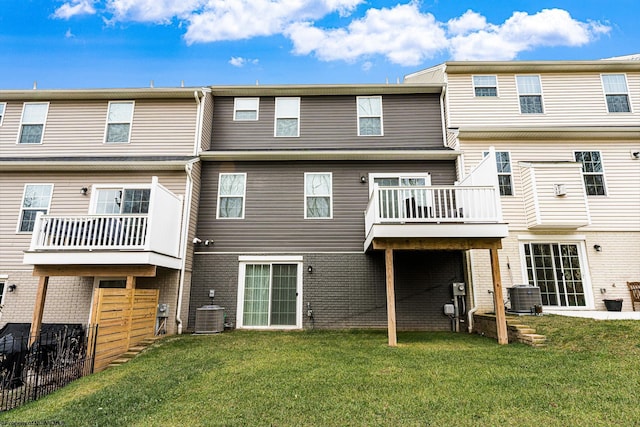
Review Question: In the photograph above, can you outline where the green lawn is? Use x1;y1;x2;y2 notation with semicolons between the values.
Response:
1;315;639;426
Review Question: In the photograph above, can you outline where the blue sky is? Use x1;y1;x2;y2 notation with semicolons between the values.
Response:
0;0;637;89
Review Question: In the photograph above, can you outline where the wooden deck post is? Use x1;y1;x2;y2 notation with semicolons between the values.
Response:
385;248;397;347
29;275;49;347
490;248;508;344
126;275;136;289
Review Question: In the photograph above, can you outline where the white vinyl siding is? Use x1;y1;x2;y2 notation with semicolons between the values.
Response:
574;151;607;196
105;101;134;143
217;173;246;219
357;96;383;136
18;184;53;232
473;75;498;97
516;75;543;114
234;98;259;120
601;74;631;113
304;173;332;219
18;102;49;144
274;97;300;137
0;102;6;126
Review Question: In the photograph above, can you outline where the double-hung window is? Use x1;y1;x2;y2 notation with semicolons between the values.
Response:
234;98;259;120
105;101;134;143
357;96;383;136
18;103;49;144
217;173;246;219
274;97;300;137
473;75;498;97
0;102;6;126
574;151;606;196
483;151;513;196
516;75;543;114
18;184;53;232
304;173;332;219
602;74;631;113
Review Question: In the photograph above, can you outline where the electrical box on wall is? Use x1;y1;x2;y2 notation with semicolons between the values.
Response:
452;282;466;296
209;289;215;298
157;303;169;318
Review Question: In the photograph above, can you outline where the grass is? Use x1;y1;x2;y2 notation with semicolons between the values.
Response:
1;316;639;426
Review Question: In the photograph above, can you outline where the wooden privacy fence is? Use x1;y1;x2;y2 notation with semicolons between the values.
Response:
89;288;159;372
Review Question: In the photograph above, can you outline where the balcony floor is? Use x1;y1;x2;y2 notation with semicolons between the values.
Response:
23;249;182;270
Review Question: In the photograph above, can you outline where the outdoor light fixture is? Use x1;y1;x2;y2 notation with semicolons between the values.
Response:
593;244;602;252
307;265;313;273
633;151;640;159
80;187;88;195
8;284;17;292
360;175;367;184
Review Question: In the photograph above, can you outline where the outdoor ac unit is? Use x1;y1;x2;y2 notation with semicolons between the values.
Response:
194;305;225;334
508;286;542;313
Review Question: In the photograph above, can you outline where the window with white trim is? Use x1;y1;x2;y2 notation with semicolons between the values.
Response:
371;173;432;219
516;75;543;114
105;101;134;143
523;242;587;307
18;103;48;144
574;151;606;196
602;74;631;113
217;173;246;219
93;187;151;214
234;98;259;120
237;257;302;329
0;281;5;306
304;173;332;219
18;184;53;232
357;96;383;136
0;102;6;126
274;97;300;137
473;75;498;97
483;151;513;196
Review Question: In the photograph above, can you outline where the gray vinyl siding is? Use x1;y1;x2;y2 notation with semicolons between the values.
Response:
0;99;197;156
200;93;214;152
196;160;456;252
210;94;444;150
189;251;464;331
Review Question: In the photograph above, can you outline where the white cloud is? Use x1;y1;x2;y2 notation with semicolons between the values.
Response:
286;2;447;66
183;0;363;44
65;28;75;38
362;61;373;71
229;57;259;67
448;8;611;60
106;0;205;23
447;10;487;36
53;0;96;19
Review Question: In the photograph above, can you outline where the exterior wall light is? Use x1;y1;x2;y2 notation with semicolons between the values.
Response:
80;187;88;195
593;244;602;252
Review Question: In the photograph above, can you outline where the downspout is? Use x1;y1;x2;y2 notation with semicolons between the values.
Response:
466;250;478;333
176;89;206;334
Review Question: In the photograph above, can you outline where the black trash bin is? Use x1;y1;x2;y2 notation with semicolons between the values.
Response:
603;298;623;312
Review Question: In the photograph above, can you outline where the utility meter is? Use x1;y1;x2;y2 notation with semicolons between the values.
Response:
452;282;466;296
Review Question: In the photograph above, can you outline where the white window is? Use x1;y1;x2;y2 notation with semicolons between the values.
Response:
237;256;303;329
93;187;151;214
105;101;134;143
602;74;631;113
234;98;260;120
357;96;383;136
574;151;606;196
18;184;53;232
370;173;432;219
522;242;589;307
304;173;332;219
0;102;6;126
217;173;246;219
516;75;543;114
274;97;300;137
0;281;5;306
483;151;513;196
18;103;48;144
473;75;498;97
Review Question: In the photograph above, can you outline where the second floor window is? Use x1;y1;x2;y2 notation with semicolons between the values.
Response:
94;188;151;214
357;96;383;136
574;151;606;196
274;97;300;137
105;101;134;143
234;98;259;120
217;173;246;219
516;75;543;114
18;184;53;232
484;151;513;196
473;75;498;97
305;173;332;219
602;74;631;113
0;102;5;126
18;103;49;144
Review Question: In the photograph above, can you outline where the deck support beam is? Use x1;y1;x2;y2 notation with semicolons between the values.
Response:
29;276;49;347
385;248;397;347
490;248;508;344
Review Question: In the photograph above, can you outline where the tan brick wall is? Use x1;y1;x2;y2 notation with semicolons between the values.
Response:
468;231;640;312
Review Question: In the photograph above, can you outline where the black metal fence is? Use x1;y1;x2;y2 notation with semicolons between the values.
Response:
0;324;96;412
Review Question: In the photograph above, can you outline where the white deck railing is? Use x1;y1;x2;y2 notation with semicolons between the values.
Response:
365;185;502;234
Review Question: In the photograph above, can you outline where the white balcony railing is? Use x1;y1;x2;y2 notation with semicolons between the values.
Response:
365;185;502;235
